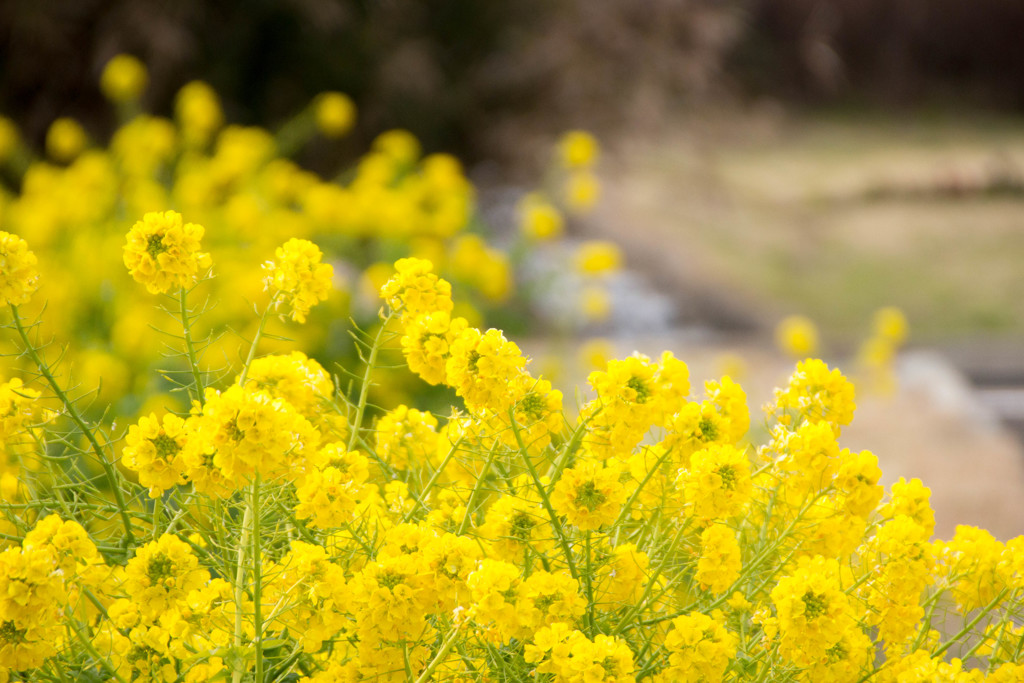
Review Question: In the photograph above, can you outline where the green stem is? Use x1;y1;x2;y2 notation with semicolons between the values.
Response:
238;292;279;387
232;503;254;683
10;305;136;549
910;588;947;652
413;624;463;683
612;521;689;636
348;315;391;451
932;587;1009;658
508;409;580;583
612;445;675;528
179;286;206;405
585;531;596;634
67;617;126;683
456;443;500;537
545;410;596;481
152;494;163;540
404;436;464;523
252;475;264;683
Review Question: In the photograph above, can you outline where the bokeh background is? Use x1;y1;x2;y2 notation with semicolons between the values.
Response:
3;0;1024;537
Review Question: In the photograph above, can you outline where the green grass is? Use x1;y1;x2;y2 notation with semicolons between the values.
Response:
607;107;1024;343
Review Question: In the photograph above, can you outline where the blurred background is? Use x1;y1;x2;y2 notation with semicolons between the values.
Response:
3;0;1024;537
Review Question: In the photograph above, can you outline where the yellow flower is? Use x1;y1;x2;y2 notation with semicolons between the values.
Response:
181;385;320;492
294;443;369;528
662;611;737;683
242;351;343;437
775;314;818;358
551;462;626;531
482;494;551;562
769;420;841;497
379;257;453;321
0;516;99;671
445;327;527;413
596;543;649;605
565;169;600;214
880;476;935;536
704;375;749;443
100;54;148;103
681;443;752;520
373;129;421;165
122;413;188;498
314;92;356;138
526;624;635;683
0;377;37;455
558;130;599;169
663;401;732;459
123;535;210;622
467;559;526;643
374;404;439;470
400;311;469;385
420;531;481;611
123;210;209;294
262;541;349;653
834;449;883;518
696;524;741;594
45;117;87;163
581;352;674;461
0;231;40;306
873;306;908;344
938;525;1007;612
857;515;935;651
770;555;857;668
518;194;564;241
499;374;564;451
575;240;622;275
769;358;856;433
262;238;334;323
175;81;223;148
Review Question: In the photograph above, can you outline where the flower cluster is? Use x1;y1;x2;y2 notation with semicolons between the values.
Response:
0;232;39;307
262;237;334;323
123;210;209;294
0;53;526;435
0;64;1021;683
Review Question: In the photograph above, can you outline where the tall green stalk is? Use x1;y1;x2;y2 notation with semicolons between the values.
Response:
10;305;136;549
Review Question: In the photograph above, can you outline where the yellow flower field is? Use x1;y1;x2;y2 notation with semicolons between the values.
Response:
0;56;1020;683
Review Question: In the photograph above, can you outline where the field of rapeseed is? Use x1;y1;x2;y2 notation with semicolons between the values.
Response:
0;57;1021;683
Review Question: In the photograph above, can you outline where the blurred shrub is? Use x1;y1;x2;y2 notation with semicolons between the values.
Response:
735;0;1024;106
0;0;742;166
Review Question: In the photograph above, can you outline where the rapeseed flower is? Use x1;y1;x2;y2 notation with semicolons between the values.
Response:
551;461;626;531
123;210;209;294
776;314;819;358
262;238;333;322
519;193;564;241
314;92;356;138
558;130;599;169
123;535;210;622
661;611;736;683
380;257;453;320
100;54;148;103
122;412;188;497
0;231;40;306
681;443;752;520
696;524;741;594
575;240;622;275
45;117;87;163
